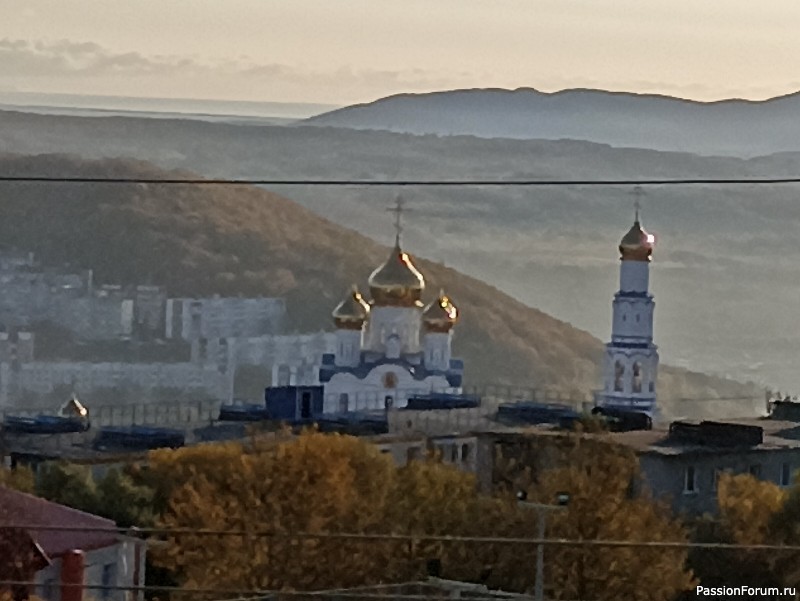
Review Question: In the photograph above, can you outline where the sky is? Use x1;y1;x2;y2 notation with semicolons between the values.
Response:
2;0;800;106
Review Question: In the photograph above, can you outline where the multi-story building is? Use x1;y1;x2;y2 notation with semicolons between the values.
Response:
165;296;285;341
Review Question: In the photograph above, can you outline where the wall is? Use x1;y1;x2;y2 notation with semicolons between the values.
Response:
639;448;800;515
34;540;145;601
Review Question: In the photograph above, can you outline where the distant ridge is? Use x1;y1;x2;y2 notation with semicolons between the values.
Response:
303;87;800;157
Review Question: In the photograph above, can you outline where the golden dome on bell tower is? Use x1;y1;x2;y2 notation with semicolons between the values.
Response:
619;219;655;262
619;190;655;262
332;285;370;329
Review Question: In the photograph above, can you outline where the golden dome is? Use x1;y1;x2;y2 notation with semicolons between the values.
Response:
332;286;370;329
368;243;425;307
423;291;458;333
619;220;655;262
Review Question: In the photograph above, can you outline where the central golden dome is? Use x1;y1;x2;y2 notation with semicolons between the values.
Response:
619;220;655;262
368;243;425;307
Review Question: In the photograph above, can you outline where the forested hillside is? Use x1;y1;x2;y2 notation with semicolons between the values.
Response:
0;154;757;406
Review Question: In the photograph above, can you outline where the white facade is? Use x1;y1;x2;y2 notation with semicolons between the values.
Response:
597;219;660;417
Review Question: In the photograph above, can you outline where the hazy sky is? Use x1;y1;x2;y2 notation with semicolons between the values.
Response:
2;0;800;105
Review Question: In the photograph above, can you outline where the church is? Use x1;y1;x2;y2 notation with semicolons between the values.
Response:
318;203;464;413
595;202;660;417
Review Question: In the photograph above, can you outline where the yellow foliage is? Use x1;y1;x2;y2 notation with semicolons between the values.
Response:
0;466;35;494
494;435;695;601
718;472;788;546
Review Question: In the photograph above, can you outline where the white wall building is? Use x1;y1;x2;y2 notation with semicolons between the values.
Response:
596;208;660;417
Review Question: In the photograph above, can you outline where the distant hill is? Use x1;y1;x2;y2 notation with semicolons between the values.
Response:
0;154;757;408
303;87;800;157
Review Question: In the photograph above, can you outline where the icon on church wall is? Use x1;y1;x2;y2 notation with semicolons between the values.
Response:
383;372;398;389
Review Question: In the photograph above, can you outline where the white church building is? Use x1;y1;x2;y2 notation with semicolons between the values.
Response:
318;208;463;413
596;206;660;417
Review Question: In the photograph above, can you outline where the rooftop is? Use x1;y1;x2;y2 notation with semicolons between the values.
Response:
0;486;119;558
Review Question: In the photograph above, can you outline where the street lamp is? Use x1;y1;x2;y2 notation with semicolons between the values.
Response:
516;490;570;601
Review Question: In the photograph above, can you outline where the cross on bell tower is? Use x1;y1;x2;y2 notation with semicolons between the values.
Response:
631;186;645;223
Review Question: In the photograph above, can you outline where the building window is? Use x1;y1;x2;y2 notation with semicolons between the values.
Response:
101;563;116;599
781;463;792;487
614;361;624;392
450;444;459;462
649;381;655;393
748;464;761;478
338;393;349;413
683;465;697;494
407;447;420;463
632;362;642;393
461;443;471;462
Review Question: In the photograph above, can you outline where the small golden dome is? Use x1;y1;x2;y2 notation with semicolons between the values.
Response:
368;243;425;307
332;286;370;329
423;291;458;333
619;220;655;262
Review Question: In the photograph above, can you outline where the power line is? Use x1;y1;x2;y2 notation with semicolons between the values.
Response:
0;582;550;601
2;176;800;186
2;524;800;551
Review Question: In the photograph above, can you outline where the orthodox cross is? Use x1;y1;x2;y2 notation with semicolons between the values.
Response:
387;195;411;246
631;186;645;222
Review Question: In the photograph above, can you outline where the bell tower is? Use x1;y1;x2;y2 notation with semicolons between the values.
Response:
597;190;660;417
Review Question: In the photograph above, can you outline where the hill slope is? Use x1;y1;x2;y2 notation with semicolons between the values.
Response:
0;154;757;408
304;87;800;157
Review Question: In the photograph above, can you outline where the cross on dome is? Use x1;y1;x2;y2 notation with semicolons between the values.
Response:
631;185;645;222
386;194;411;247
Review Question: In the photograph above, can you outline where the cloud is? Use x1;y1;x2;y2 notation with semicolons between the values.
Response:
0;38;208;78
0;37;465;100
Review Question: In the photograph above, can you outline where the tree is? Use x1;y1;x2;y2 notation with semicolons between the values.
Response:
486;433;695;600
0;466;35;494
151;431;396;591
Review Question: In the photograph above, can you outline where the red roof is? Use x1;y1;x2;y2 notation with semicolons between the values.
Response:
0;486;119;558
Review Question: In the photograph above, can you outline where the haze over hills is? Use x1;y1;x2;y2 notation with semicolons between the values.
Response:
0;154;759;415
304;88;800;157
1;107;799;393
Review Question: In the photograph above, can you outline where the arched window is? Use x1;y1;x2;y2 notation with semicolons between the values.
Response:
632;362;642;393
614;361;624;392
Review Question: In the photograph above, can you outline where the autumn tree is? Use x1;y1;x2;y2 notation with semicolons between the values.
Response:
486;433;695;600
151;431;397;591
0;466;35;494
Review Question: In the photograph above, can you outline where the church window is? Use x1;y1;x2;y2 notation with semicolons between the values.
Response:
384;395;394;410
461;443;471;462
649;381;655;393
383;372;398;389
622;314;627;322
632;362;642;393
338;393;349;413
614;361;624;392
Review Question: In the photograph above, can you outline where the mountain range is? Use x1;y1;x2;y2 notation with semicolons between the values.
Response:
0;104;796;395
304;87;800;157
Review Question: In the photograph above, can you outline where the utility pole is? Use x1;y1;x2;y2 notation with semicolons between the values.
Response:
517;490;570;601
